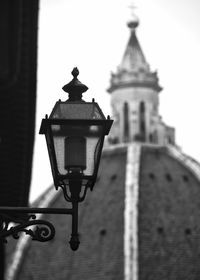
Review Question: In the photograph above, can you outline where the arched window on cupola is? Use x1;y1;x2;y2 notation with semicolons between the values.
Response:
153;130;158;143
139;101;146;141
149;133;153;143
123;102;129;143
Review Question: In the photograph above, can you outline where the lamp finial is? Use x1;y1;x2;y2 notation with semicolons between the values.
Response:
71;67;79;78
62;68;88;101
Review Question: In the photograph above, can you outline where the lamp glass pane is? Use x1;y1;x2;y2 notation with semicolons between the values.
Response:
65;136;86;171
51;123;104;178
50;102;105;120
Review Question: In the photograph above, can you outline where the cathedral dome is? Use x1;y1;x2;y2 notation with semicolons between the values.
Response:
5;144;200;279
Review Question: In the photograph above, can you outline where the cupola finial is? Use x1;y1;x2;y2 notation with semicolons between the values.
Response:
127;2;139;30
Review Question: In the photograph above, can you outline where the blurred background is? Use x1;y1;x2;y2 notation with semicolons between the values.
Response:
31;0;200;201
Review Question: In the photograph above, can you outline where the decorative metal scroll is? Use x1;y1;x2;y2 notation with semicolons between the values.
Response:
0;213;55;243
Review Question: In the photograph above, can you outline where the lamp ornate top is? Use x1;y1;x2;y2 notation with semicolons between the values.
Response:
62;67;88;101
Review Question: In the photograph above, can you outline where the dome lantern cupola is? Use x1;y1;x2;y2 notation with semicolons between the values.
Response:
107;14;175;146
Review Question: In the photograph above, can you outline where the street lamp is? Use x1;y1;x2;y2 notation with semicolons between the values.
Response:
0;68;113;250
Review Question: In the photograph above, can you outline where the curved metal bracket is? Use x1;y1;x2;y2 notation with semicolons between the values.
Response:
0;206;80;251
0;213;55;243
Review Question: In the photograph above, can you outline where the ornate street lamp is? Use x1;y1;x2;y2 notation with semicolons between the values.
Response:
0;68;113;250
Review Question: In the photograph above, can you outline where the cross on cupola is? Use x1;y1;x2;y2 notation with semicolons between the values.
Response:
127;2;139;29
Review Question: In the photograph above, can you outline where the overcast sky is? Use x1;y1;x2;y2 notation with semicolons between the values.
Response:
30;0;200;201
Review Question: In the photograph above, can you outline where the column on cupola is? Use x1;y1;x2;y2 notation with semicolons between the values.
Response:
107;13;163;145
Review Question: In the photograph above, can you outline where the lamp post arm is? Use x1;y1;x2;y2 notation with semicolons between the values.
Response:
0;205;80;250
0;207;73;215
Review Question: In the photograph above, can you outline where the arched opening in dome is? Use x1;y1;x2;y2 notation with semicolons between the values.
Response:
139;101;146;141
123;102;130;143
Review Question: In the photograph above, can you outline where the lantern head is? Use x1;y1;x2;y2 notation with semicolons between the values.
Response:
39;68;113;192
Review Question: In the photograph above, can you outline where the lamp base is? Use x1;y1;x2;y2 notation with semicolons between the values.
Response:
69;233;80;251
